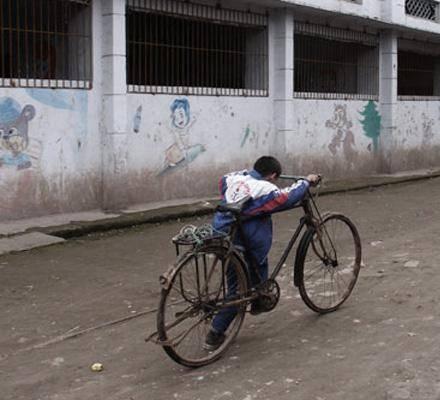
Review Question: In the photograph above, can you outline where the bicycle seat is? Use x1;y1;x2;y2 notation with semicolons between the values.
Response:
216;195;251;215
216;203;243;214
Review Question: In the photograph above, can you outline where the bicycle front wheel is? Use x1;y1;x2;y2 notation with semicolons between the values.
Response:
295;213;361;313
157;245;248;367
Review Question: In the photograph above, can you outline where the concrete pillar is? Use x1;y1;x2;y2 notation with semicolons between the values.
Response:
101;0;128;209
381;0;406;25
379;31;398;173
270;9;294;160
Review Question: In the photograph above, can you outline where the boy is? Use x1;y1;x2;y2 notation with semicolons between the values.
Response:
205;156;320;350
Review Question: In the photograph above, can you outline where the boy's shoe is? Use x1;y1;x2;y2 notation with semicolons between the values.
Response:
203;329;226;351
250;298;266;315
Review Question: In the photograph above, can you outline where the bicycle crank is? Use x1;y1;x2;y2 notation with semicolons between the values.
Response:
259;279;280;312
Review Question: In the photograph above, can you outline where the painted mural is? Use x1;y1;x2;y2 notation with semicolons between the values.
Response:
359;101;381;152
240;124;266;148
159;98;205;175
0;97;37;170
25;89;88;138
133;105;142;133
326;104;357;165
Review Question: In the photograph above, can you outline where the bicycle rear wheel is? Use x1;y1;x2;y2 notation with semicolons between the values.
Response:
295;213;361;313
157;245;248;367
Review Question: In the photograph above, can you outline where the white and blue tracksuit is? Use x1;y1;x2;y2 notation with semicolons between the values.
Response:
211;169;310;334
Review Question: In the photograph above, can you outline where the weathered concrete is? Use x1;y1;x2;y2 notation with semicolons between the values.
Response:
0;232;65;256
2;176;440;399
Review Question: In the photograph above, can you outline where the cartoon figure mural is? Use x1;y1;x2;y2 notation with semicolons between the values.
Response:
0;97;36;170
326;104;357;165
359;101;381;152
160;98;205;175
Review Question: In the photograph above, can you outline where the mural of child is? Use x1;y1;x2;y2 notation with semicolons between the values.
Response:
0;97;36;170
160;98;205;175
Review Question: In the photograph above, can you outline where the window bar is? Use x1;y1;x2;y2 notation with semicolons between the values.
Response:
66;0;71;87
75;2;80;86
147;8;152;91
16;0;21;84
0;0;4;85
196;18;200;93
55;0;60;87
166;10;170;93
153;5;158;93
141;0;145;90
31;0;36;86
81;0;87;85
48;0;53;83
63;1;68;87
8;0;13;82
137;8;141;88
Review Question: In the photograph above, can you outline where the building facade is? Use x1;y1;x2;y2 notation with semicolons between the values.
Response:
1;0;440;220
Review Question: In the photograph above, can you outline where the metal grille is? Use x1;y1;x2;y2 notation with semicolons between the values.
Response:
126;0;268;96
294;22;379;99
405;0;438;21
398;51;436;96
0;0;92;89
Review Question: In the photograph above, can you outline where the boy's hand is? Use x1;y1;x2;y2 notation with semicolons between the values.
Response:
306;174;321;186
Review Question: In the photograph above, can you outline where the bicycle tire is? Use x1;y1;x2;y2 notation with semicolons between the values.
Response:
157;244;248;367
295;213;361;314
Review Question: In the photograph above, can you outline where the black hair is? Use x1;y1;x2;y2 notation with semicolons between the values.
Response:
253;156;282;178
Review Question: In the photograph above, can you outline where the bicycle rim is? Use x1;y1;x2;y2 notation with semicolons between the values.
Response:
297;214;361;313
157;245;248;367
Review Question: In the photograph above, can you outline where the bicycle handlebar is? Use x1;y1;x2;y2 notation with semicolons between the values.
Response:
279;174;322;186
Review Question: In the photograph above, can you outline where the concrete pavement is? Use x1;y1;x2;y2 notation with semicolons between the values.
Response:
1;168;440;256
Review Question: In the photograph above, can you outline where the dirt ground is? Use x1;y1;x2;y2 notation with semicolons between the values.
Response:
2;177;440;400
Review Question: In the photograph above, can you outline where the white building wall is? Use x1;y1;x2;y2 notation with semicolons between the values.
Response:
1;0;440;221
124;95;273;203
289;99;379;176
393;101;440;170
0;1;103;221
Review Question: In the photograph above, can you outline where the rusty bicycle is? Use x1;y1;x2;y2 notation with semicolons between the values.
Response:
147;175;362;367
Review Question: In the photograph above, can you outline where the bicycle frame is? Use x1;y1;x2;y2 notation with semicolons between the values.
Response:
227;186;319;288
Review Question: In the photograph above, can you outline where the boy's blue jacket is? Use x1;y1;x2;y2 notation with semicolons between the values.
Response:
213;169;310;266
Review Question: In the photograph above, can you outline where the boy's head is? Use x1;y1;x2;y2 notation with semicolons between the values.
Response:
253;156;282;181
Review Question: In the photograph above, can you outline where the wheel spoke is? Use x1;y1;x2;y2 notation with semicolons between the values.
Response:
157;246;248;367
298;214;361;313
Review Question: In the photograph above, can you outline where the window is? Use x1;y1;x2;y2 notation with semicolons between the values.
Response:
294;22;379;99
405;0;438;22
398;51;439;97
126;0;268;96
0;0;92;89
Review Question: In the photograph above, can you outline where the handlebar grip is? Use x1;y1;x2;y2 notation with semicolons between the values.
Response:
279;174;322;186
279;174;303;180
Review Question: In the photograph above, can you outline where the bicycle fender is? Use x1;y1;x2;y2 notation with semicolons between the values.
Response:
293;227;315;287
159;264;178;290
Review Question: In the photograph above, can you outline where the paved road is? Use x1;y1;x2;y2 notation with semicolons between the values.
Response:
2;177;440;400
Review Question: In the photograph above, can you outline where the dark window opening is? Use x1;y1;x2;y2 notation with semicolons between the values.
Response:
294;34;378;98
398;51;437;96
126;8;268;96
0;0;92;88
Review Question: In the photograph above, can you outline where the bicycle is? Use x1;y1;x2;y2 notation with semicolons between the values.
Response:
146;175;362;367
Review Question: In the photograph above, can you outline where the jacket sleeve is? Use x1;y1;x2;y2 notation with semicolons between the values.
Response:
243;179;310;216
